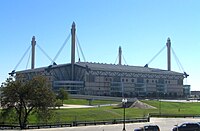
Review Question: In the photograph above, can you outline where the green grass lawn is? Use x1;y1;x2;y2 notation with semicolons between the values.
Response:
142;100;200;115
29;106;152;123
2;99;200;124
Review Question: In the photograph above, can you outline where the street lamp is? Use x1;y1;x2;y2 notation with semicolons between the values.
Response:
157;90;161;116
159;98;161;116
122;98;127;131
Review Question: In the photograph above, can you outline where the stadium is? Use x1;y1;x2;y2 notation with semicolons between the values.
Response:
15;22;188;98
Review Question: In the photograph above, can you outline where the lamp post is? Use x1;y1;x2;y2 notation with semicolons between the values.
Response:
122;98;127;131
157;90;161;116
159;98;161;116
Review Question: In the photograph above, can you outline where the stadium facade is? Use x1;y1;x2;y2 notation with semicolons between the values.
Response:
16;22;186;98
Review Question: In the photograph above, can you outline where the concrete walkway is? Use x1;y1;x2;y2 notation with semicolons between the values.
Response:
60;104;94;109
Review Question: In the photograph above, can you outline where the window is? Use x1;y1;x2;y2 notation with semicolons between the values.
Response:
131;79;134;82
137;77;144;83
88;74;95;82
113;76;120;82
158;78;164;84
178;79;183;85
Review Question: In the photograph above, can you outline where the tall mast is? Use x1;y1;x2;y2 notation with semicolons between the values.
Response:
119;46;122;65
31;36;36;69
166;37;171;71
71;22;76;80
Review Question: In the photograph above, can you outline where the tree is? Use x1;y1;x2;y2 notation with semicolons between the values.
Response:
56;88;68;105
0;76;56;129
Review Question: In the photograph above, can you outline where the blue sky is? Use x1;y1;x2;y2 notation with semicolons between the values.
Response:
0;0;199;90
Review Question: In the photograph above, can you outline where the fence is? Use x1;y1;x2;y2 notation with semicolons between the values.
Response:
0;117;149;130
149;113;200;118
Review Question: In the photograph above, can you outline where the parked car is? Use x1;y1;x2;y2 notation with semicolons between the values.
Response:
172;122;200;131
134;125;160;131
134;128;143;131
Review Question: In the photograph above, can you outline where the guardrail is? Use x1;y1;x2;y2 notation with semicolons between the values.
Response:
0;117;149;130
149;113;200;118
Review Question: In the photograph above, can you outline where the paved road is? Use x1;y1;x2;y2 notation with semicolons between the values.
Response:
19;117;200;131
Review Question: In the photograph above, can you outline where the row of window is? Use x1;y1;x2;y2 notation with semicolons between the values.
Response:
115;78;171;84
87;74;182;85
105;77;170;84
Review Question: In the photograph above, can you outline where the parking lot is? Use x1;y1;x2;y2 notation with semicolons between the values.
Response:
21;117;200;131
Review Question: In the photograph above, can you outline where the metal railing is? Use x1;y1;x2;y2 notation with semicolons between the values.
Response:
149;113;200;118
0;117;149;130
